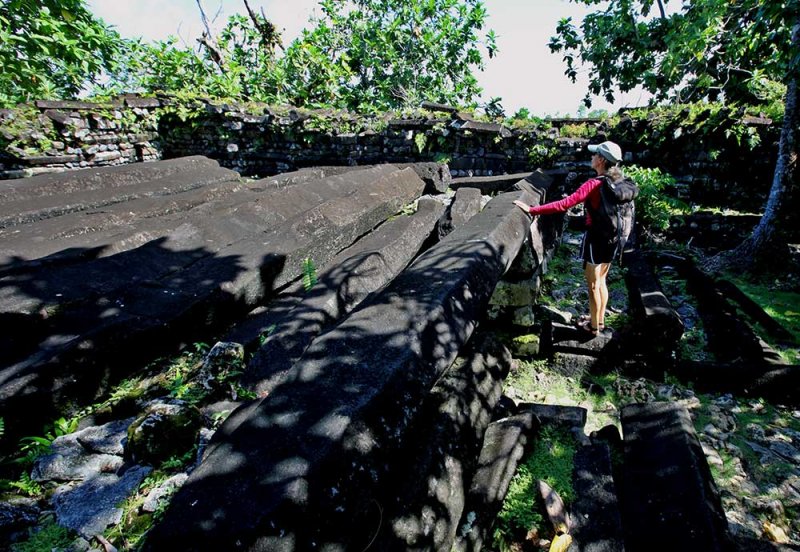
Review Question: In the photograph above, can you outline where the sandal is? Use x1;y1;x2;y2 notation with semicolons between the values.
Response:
577;315;604;332
577;320;600;335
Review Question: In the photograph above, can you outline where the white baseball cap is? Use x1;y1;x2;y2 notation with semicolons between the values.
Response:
588;141;623;163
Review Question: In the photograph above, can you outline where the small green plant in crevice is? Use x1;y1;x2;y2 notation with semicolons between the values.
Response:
493;426;577;549
10;519;75;552
527;143;558;169
13;416;80;467
302;257;318;292
103;471;170;550
6;473;43;497
413;132;427;154
160;446;197;472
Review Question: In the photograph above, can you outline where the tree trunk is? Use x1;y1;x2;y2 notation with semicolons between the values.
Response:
706;19;799;272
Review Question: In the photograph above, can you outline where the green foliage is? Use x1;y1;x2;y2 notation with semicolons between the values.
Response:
625;165;688;236
0;0;123;107
11;519;74;552
302;257;318;292
527;143;558;169
13;416;80;467
494;427;576;548
7;473;43;497
160;447;197;472
549;1;799;108
0;417;4;437
102;0;495;113
559;122;595;138
413;132;427;153
281;0;495;111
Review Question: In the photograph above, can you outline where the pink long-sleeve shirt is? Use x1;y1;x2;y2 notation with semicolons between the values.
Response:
529;178;603;227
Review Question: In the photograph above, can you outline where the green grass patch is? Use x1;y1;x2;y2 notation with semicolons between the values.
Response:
494;426;577;549
724;275;800;363
11;520;75;552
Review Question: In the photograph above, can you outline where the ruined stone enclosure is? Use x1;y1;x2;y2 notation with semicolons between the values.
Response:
1;99;798;551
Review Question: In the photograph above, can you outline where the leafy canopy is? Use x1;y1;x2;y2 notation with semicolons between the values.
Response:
0;0;122;106
104;0;496;113
549;0;800;107
280;0;496;111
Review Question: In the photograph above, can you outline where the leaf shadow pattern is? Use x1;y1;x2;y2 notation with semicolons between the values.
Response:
0;235;283;448
143;191;535;551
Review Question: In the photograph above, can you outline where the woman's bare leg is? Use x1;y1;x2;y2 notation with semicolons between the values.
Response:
584;262;611;330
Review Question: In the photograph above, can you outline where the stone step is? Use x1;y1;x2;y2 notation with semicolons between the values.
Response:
619;402;732;552
143;189;537;551
540;321;615;377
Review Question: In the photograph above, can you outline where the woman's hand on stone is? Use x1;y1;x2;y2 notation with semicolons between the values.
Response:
513;200;531;213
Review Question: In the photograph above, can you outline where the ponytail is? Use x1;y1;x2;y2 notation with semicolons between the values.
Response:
606;165;623;182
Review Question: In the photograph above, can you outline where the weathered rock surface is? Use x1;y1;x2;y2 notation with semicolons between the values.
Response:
570;443;625;552
624;251;684;351
453;411;538;552
437;187;482;239
620;402;732;551
0;156;239;229
144;189;536;551
242;197;446;396
53;465;152;538
0;163;425;442
125;399;202;465
376;333;512;551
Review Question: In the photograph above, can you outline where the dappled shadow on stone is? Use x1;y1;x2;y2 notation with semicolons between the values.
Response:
144;191;535;551
0;237;279;449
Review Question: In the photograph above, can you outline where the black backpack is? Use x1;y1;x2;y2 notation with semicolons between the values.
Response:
589;175;639;264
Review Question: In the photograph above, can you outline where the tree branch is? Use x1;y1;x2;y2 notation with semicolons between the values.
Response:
656;0;666;19
195;0;227;71
243;0;283;53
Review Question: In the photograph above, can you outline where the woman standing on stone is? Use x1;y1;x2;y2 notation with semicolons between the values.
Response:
513;141;624;335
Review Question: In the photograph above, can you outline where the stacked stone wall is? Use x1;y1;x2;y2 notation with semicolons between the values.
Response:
0;95;779;208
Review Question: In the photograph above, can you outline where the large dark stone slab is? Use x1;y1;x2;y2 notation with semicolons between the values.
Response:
242;197;446;396
453;411;538;552
438;187;482;239
570;443;625;552
682;260;782;364
393;162;452;194
375;333;511;551
0;156;240;228
0;179;248;270
620;402;732;552
451;172;533;194
672;361;800;406
715;279;796;345
624;251;684;351
0;166;425;443
144;189;536;551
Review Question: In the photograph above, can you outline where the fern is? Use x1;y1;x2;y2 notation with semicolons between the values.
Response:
414;132;427;153
302;257;317;291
